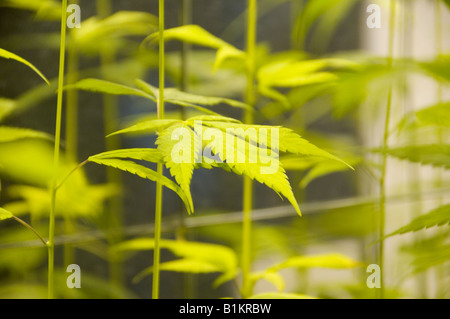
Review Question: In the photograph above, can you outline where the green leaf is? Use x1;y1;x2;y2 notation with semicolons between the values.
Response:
156;123;199;214
249;292;317;299
0;126;52;143
387;204;450;237
64;78;153;100
0;207;13;221
72;11;158;55
444;0;450;9
87;157;192;214
133;259;222;283
0;48;49;84
115;238;238;285
250;271;285;292
107;119;181;137
198;124;302;215
0;0;61;20
268;253;360;273
415;102;450;127
135;79;250;110
143;25;245;70
88;148;164;163
202;121;352;168
376;145;450;168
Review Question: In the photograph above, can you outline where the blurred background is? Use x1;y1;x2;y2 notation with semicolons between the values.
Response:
0;0;449;299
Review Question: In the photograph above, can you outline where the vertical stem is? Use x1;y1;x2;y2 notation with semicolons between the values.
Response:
379;0;396;300
64;0;79;269
152;0;165;300
178;0;194;299
48;0;68;299
96;0;124;287
241;0;257;299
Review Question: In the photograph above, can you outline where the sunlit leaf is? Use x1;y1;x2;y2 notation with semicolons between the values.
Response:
156;123;198;213
87;157;192;214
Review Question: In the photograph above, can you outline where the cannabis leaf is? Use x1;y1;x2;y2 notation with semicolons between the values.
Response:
143;24;245;70
387;204;450;237
0;207;13;221
374;145;450;169
88;155;192;214
0;127;52;143
114;238;238;287
0;48;49;84
267;253;360;273
249;292;317;299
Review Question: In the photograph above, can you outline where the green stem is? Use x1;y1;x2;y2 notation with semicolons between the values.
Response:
379;0;396;300
152;0;165;300
48;0;68;299
12;216;47;247
64;0;79;269
97;0;125;287
241;0;257;299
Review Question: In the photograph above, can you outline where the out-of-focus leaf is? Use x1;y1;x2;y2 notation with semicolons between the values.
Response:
293;0;359;52
268;253;360;273
72;11;158;55
0;207;13;221
64;78;153;99
415;102;450;127
249;292;317;299
387;204;450;237
133;259;222;283
135;79;250;110
0;0;61;20
0;48;49;84
115;238;238;286
375;144;450;168
250;271;285;292
420;55;450;83
144;25;245;70
0;126;52;143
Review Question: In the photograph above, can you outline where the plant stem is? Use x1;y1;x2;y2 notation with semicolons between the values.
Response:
48;0;68;299
12;216;47;247
96;0;125;287
241;0;257;299
378;0;396;300
64;0;79;269
152;0;165;300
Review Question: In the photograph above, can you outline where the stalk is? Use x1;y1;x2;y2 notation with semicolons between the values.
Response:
434;0;445;298
48;0;68;299
241;0;257;299
178;0;195;299
378;0;396;299
152;0;166;300
96;0;124;287
64;0;79;268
